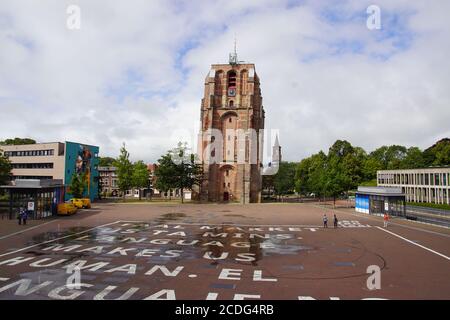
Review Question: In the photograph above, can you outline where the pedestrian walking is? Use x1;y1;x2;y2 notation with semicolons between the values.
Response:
323;214;328;228
22;209;28;225
383;213;389;228
17;207;24;225
333;214;338;228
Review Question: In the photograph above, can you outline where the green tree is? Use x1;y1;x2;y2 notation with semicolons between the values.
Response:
362;157;383;181
295;157;312;196
324;157;351;207
434;143;450;166
273;162;297;200
99;157;115;167
341;146;366;188
370;145;407;169
400;147;425;169
154;154;177;200
155;142;202;203
307;151;327;197
0;149;12;186
114;143;133;201
132;160;149;201
423;138;450;166
0;138;36;145
69;173;86;198
169;142;202;203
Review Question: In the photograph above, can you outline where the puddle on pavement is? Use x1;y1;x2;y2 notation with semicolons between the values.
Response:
223;214;247;218
29;227;94;245
156;212;188;222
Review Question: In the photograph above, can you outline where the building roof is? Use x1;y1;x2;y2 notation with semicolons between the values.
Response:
1;141;99;148
357;186;404;196
378;167;450;173
0;179;65;189
98;166;117;171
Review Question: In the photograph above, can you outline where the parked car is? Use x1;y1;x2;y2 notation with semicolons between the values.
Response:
69;198;84;209
80;198;91;209
69;198;92;209
57;202;77;215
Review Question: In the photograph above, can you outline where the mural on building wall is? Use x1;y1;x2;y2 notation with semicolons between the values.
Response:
64;142;99;201
76;145;92;195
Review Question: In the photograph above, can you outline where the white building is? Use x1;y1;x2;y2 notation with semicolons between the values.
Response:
377;167;450;205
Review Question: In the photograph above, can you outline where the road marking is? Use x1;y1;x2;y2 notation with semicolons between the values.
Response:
0;220;121;258
0;220;56;240
376;226;450;261
312;204;450;237
119;220;323;228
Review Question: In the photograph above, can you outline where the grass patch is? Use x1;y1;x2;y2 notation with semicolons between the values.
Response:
407;202;450;211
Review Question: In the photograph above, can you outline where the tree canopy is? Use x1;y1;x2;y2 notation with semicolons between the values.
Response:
98;157;115;167
0;138;36;145
132;160;150;200
266;162;297;199
68;173;86;198
0;149;12;186
155;142;202;202
114;143;134;200
293;138;449;203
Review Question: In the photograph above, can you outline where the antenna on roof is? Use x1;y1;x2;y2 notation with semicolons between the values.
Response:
229;34;238;65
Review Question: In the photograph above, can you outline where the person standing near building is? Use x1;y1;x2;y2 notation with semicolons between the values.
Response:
22;208;28;225
333;214;338;228
17;207;24;225
323;214;328;228
383;213;389;228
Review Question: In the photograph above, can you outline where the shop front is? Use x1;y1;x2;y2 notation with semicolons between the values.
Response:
356;186;406;217
0;179;65;220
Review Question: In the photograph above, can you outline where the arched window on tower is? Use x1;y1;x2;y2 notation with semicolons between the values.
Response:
229;100;234;108
227;71;236;97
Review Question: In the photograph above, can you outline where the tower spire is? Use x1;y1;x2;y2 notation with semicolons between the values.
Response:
229;35;238;65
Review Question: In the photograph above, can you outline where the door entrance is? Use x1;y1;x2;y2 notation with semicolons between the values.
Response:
223;192;229;201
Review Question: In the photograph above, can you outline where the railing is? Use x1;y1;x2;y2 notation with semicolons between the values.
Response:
405;205;450;228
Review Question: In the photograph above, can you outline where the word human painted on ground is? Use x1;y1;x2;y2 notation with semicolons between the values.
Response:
0;221;375;300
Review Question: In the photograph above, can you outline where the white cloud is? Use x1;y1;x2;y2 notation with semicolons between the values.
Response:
0;0;449;162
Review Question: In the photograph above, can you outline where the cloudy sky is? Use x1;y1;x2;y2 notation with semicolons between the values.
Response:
0;0;449;162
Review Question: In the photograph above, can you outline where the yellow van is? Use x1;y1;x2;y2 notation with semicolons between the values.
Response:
70;198;91;209
70;198;84;209
57;202;77;215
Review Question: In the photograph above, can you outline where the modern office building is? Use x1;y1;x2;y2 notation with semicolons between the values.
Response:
377;167;450;205
1;141;99;201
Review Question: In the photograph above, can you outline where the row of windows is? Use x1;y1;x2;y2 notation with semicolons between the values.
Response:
378;172;449;186
12;163;54;169
102;179;118;187
12;176;53;180
5;149;55;157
